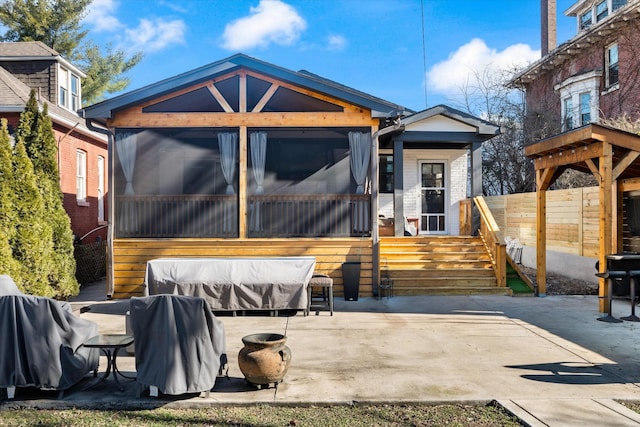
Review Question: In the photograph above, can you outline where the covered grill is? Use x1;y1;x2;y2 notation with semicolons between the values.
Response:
596;253;640;323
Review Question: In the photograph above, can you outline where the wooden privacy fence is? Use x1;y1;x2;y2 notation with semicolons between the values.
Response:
484;187;599;258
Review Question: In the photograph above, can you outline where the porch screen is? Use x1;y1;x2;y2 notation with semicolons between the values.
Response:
114;128;238;238
116;132;138;233
348;131;371;233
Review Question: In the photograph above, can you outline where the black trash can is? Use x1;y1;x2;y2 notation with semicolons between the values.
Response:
342;261;361;301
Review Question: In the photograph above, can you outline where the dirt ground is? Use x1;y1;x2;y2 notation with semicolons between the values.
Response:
518;265;599;296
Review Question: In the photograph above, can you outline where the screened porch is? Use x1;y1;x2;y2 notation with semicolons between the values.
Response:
113;127;372;238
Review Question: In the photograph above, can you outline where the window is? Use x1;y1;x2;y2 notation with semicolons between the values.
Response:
59;66;81;111
76;150;87;202
607;43;619;87
580;10;592;29
97;156;104;222
580;93;591;125
596;1;608;21
563;97;574;130
70;74;79;112
59;68;68;107
379;155;393;193
612;0;627;12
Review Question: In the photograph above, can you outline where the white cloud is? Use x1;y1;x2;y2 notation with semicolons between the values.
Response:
327;34;347;51
125;18;186;53
84;0;123;33
427;38;539;95
221;0;306;50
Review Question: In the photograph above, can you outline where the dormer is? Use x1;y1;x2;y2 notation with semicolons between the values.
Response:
0;41;85;113
566;0;628;33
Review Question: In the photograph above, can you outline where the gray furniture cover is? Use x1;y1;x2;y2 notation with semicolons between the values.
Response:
130;294;227;395
144;257;316;311
0;275;99;394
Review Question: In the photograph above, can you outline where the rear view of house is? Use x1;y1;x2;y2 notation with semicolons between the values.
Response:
81;53;501;299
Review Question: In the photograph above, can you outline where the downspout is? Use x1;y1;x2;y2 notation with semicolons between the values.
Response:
371;120;405;296
84;118;115;299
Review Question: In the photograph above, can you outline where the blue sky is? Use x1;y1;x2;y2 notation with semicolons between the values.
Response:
83;0;579;111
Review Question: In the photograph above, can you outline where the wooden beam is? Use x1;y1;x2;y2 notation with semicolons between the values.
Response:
621;177;640;192
612;151;640;181
252;84;279;113
536;166;557;191
585;158;599;177
239;73;247;113
532;143;602;170
108;111;376;128
207;84;233;112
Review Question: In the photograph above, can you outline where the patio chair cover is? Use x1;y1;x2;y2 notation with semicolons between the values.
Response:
0;275;99;392
130;294;227;395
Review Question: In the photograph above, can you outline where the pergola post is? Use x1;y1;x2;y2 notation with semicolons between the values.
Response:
535;167;555;297
598;142;613;313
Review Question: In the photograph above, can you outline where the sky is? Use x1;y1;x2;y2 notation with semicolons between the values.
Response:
80;0;580;112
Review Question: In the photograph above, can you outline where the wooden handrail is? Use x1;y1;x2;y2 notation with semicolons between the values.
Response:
473;196;507;287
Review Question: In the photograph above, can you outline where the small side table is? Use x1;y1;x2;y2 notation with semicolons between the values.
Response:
83;334;135;391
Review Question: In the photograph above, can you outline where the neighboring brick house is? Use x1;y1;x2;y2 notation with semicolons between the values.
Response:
0;42;108;243
510;0;640;138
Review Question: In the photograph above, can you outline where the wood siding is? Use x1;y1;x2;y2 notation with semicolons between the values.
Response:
111;238;372;299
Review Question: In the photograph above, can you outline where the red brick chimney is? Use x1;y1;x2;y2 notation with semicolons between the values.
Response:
541;0;557;56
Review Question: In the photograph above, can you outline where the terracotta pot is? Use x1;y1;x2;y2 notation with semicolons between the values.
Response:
238;333;291;387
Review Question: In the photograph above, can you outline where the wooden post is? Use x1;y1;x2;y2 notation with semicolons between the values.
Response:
598;143;613;313
239;125;247;238
536;170;547;296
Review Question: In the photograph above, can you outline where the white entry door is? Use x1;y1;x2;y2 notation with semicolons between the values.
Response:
420;162;446;234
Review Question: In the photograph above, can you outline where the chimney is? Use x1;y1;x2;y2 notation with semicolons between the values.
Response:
541;0;557;56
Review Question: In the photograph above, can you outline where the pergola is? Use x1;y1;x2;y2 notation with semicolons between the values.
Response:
525;124;640;312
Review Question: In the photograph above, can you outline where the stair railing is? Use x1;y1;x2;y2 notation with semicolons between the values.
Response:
473;196;507;287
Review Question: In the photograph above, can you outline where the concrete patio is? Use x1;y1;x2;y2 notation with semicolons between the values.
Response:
3;280;640;426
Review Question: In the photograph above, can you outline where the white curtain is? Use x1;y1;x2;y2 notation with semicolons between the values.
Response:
249;131;267;232
250;131;267;194
116;132;137;195
348;131;371;194
218;132;237;195
116;132;138;233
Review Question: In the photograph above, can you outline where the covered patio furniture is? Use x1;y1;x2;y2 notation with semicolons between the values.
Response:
0;275;99;399
129;294;227;397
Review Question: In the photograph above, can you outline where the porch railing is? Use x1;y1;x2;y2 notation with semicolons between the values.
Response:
248;194;370;238
116;194;371;238
116;195;237;238
473;196;507;287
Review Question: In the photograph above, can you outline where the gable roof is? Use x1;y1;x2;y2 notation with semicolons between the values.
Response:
400;104;500;137
80;53;409;120
0;41;85;77
0;65;105;141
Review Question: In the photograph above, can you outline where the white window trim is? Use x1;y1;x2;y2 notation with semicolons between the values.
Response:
76;149;88;206
574;0;626;32
555;70;602;130
605;42;619;90
58;63;82;112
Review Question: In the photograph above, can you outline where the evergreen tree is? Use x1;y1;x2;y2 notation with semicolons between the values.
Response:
0;0;142;104
11;137;55;296
17;92;78;297
0;119;21;282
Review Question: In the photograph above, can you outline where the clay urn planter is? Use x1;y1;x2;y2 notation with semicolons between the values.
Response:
238;333;291;388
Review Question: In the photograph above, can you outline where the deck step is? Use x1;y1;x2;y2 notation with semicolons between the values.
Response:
379;236;503;296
